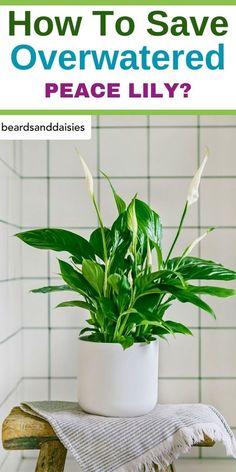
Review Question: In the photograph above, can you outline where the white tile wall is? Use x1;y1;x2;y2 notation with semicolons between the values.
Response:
0;144;22;472
150;127;197;176
50;180;98;227
150;178;198;226
201;380;236;426
2;116;236;472
51;329;78;378
201;179;236;227
159;379;199;404
159;329;199;378
22;180;47;227
21;141;47;177
100;128;148;176
51;379;78;401
100;115;147;126
22;280;48;328
18;118;236;466
23;379;48;402
200;128;236;175
150;115;198;126
23;329;48;378
202;330;236;378
22;244;48;278
50;138;98;177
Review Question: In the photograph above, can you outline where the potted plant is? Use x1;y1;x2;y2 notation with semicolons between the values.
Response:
16;153;236;417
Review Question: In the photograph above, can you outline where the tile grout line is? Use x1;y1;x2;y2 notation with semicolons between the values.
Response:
0;453;9;471
20;326;236;330
19;225;236;230
147;115;151;204
19;141;24;467
20;175;236;180
0;219;21;229
46;141;51;401
0;328;21;345
0;156;21;178
97;115;101;209
0;378;23;409
7;120;235;466
197;116;202;460
22;375;236;381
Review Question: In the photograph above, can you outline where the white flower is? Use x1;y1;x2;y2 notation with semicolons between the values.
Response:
182;227;214;258
187;150;208;206
80;155;94;197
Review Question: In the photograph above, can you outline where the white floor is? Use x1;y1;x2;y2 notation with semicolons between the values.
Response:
17;458;236;471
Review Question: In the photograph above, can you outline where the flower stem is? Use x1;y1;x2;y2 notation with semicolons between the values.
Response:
92;195;108;295
165;202;188;266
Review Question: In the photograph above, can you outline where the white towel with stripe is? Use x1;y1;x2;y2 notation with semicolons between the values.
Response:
20;401;236;472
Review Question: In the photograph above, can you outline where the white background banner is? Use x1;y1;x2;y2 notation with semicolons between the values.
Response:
0;5;235;110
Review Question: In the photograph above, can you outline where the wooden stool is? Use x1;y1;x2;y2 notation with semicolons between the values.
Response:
2;407;215;472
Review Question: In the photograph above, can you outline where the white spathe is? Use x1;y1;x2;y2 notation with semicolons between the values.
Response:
182;227;214;258
77;339;159;417
187;150;208;206
79;155;94;196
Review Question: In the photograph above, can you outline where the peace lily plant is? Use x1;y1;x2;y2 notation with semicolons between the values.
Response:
16;152;236;416
16;152;236;350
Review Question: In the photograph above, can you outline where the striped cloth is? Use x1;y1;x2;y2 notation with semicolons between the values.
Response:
20;401;236;472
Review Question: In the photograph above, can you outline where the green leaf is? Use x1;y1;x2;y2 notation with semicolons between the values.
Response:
31;285;72;294
80;333;103;342
101;171;126;214
134;294;162;320
16;228;95;263
188;285;236;298
156;303;172;319
89;227;111;261
135;269;186;294
56;300;95;311
109;213;132;272
108;273;122;293
153;241;163;269
135;199;162;247
151;326;170;338
97;297;118;321
119;336;135;350
163;321;193;336
79;327;98;336
82;259;104;295
58;259;96;298
168;257;236;281
116;275;131;313
158;284;216;318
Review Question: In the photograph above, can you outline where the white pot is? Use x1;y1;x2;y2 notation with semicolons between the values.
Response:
77;339;159;417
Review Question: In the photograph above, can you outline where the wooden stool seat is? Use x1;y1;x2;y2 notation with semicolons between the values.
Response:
2;407;215;472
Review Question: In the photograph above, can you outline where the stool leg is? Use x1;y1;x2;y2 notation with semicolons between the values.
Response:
153;463;176;471
169;464;176;472
36;440;67;472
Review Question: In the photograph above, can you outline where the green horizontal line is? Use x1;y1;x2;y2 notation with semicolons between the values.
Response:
2;1;236;4
1;110;236;115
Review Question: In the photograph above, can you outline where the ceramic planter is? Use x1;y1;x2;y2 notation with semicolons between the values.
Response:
77;339;159;417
